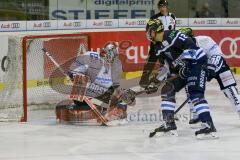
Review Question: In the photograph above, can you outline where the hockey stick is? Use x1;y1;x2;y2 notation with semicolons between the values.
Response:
41;48;108;126
174;97;189;114
132;75;179;97
149;97;189;138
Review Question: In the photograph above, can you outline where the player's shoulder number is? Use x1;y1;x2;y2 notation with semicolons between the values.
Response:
168;31;187;42
178;33;188;41
87;52;100;60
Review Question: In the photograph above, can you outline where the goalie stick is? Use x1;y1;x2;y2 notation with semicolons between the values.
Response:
41;48;108;126
149;97;190;138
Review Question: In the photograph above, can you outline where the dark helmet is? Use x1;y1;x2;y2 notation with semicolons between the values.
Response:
158;0;168;7
146;18;164;33
146;19;164;41
178;27;194;38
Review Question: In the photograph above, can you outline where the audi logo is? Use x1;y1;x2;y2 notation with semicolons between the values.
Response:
219;37;240;58
207;20;217;24
73;22;81;27
104;21;113;26
11;23;20;28
43;22;51;27
137;20;146;25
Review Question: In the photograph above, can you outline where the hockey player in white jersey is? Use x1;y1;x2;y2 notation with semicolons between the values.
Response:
56;42;135;125
179;28;240;123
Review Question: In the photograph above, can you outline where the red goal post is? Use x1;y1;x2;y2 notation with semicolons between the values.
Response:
0;33;88;122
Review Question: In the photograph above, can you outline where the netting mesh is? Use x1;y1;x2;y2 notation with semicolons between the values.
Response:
0;34;88;121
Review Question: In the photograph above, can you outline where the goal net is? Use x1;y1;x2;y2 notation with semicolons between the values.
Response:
0;33;88;122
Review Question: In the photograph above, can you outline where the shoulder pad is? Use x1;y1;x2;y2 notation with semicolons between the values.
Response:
196;36;214;43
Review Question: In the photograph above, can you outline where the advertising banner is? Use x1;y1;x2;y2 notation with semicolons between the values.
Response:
27;20;58;31
85;29;240;72
49;0;155;20
1;18;240;32
118;19;147;28
86;19;118;28
194;30;240;67
189;18;222;26
221;18;240;26
58;20;86;30
0;21;26;32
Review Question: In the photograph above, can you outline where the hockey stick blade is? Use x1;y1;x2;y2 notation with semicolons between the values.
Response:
149;130;157;138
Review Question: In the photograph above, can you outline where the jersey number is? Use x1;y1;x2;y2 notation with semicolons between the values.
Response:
179;33;188;41
90;52;99;60
209;55;222;66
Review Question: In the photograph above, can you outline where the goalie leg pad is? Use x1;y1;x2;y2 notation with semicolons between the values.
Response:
216;70;236;90
223;86;240;112
55;100;106;123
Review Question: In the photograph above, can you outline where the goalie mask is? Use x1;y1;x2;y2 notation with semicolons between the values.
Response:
100;42;118;64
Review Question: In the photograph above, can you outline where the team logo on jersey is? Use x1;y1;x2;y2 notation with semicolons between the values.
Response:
169;31;177;39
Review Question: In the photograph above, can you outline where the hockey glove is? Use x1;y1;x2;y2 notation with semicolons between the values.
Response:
206;67;216;81
120;89;136;105
145;83;159;94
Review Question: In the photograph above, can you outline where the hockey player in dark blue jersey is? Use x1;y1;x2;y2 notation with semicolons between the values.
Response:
140;19;217;139
179;28;240;123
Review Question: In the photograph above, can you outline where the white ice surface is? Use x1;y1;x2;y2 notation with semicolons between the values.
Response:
0;77;240;160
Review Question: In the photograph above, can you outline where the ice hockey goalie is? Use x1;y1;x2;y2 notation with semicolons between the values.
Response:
55;42;135;125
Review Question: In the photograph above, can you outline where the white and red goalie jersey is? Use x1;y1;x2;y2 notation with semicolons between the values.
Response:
68;51;123;101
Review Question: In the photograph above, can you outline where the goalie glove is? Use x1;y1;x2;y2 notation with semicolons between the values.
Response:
109;88;137;107
119;89;136;106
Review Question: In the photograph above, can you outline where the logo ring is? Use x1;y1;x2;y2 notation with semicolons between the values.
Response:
219;37;240;58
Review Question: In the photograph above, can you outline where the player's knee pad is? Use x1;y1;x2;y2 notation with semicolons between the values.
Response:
161;82;176;103
223;86;240;110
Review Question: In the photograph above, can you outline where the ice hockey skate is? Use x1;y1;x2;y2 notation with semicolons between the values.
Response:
195;121;218;140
